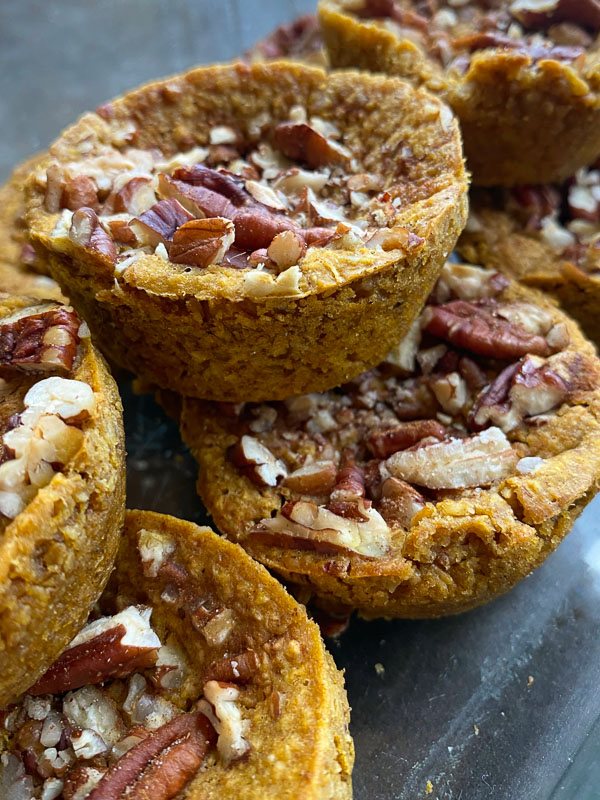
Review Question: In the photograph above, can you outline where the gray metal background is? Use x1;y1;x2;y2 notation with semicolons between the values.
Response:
1;3;599;798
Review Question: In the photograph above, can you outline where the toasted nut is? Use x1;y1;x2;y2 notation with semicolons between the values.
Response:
62;175;99;212
367;420;447;459
233;207;300;250
422;300;553;359
250;499;390;558
244;180;288;211
266;230;307;268
437;263;510;302
168;217;235;268
29;607;161;695
365;227;423;251
283;461;337;494
68;208;116;263
510;0;600;32
0;304;80;374
202;649;260;684
130;199;194;247
385;427;519;489
106;218;137;245
113;177;156;216
44;165;66;213
378;476;426;527
85;711;216;800
272;122;351;168
327;453;369;520
200;682;250;765
229;435;287;487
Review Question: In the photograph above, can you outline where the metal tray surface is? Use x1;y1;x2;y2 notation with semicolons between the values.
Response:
2;3;600;798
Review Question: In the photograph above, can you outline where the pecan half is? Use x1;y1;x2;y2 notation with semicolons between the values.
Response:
385;427;519;489
129;199;194;247
367;420;447;459
0;304;80;374
167;217;235;267
272;122;351;169
68;208;117;263
85;711;216;800
29;607;160;695
422;300;552;359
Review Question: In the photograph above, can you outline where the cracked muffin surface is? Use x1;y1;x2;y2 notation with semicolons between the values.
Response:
319;0;600;185
0;510;353;800
25;61;467;401
179;262;600;618
0;293;125;705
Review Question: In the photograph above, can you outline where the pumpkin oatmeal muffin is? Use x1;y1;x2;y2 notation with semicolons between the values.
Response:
319;0;600;186
0;294;125;705
0;510;354;800
458;164;600;345
0;156;64;301
246;14;328;67
24;61;467;402
179;262;600;619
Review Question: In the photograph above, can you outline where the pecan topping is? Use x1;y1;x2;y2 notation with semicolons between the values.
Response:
229;435;287;487
202;649;260;684
129;199;194;247
113;177;156;216
62;175;99;212
0;304;80;374
86;711;216;800
69;208;117;263
327;452;370;520
422;300;553;359
510;0;600;32
283;461;337;494
29;607;161;695
385;427;519;490
378;476;426;527
267;230;307;269
272;122;351;169
168;217;235;268
367;420;447;459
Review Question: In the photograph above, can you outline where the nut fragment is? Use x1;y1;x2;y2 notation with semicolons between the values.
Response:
29;607;161;695
283;461;337;494
62;175;99;212
168;217;235;268
272;122;351;168
0;304;80;374
129;199;194;247
378;476;426;527
68;208;116;263
266;230;307;268
385;427;519;489
367;420;447;459
229;435;287;487
113;177;156;216
199;682;250;765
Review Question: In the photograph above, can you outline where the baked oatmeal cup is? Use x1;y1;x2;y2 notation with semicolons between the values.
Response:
319;0;600;186
458;165;600;345
0;294;125;705
180;262;600;619
25;61;467;401
0;155;64;301
0;510;353;800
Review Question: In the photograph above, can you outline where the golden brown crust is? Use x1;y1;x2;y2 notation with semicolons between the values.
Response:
179;274;600;619
25;61;467;401
319;0;600;186
0;155;65;301
114;510;353;799
0;294;125;704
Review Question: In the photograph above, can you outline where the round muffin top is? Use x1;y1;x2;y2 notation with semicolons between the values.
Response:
26;62;465;301
0;511;352;800
0;296;96;533
467;161;600;279
333;0;600;73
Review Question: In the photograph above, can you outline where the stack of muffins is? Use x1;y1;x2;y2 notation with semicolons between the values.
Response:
2;2;600;796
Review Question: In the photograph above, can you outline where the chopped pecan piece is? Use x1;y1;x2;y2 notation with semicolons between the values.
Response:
85;711;216;800
202;650;260;684
229;435;287;487
167;217;235;267
422;300;553;359
113;177;156;216
129;199;194;247
385;427;519;489
272;122;351;169
68;208;116;263
283;461;337;494
29;607;161;695
267;230;307;268
0;304;80;374
367;420;447;459
510;0;600;32
327;452;370;520
62;175;99;212
378;476;426;527
200;682;250;765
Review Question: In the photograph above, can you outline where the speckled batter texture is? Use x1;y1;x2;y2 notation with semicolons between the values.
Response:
25;61;467;401
114;510;354;799
458;194;600;346
319;0;600;186
0;155;65;301
0;294;125;705
179;276;600;619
